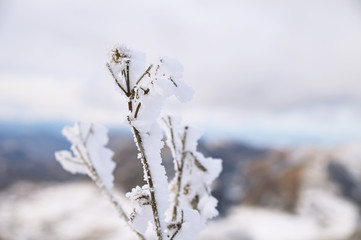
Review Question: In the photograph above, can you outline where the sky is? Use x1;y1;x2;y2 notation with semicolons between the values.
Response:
1;0;361;146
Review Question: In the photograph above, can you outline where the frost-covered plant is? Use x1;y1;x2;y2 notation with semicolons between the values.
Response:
55;46;222;240
161;116;222;223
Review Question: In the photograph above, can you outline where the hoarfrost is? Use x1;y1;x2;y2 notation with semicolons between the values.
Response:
55;122;115;192
169;209;205;240
161;116;222;223
55;46;221;240
126;185;153;235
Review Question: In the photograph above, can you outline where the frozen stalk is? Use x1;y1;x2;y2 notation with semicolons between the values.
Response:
105;46;194;239
55;122;145;240
161;116;222;225
55;46;222;240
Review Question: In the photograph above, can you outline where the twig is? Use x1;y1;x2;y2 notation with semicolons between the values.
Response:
170;210;184;240
169;77;178;87
134;102;142;119
188;152;207;172
140;87;150;95
171;126;188;221
117;58;163;239
126;61;131;94
165;117;179;167
63;157;83;166
106;63;127;95
74;134;145;240
136;64;153;85
128;101;133;112
83;123;93;144
132;127;164;240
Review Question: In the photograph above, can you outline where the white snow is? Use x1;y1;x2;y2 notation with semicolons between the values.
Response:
1;182;357;240
106;46;197;239
161;116;222;226
297;189;359;239
55;121;115;192
198;197;358;240
0;182;138;240
138;123;170;236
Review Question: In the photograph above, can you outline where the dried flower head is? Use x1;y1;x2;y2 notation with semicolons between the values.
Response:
110;46;131;64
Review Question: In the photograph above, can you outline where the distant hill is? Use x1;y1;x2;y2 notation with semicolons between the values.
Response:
0;121;268;215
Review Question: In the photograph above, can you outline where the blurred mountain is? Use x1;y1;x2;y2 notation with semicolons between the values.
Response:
237;143;361;211
3;121;360;219
0;121;84;188
1;121;361;239
0;121;268;215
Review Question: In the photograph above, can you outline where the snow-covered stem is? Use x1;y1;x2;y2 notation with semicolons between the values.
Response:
83;159;145;240
106;47;177;239
55;123;145;240
132;126;164;240
161;115;222;225
169;210;184;240
57;46;221;240
163;116;189;222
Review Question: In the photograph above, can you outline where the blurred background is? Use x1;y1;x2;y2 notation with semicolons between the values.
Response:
1;0;361;239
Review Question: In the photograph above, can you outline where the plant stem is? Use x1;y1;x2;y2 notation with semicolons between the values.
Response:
73;145;145;240
126;62;131;94
111;56;166;239
168;122;188;222
169;211;184;240
134;102;142;119
136;64;153;85
132;126;164;240
106;63;127;95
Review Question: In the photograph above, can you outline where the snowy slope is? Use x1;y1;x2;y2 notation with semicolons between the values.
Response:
0;181;358;240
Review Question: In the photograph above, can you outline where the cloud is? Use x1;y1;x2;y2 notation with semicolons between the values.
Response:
1;0;361;145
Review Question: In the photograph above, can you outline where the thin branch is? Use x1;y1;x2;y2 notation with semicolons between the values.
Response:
166;117;179;167
83;123;93;144
63;157;84;166
126;61;131;94
169;77;178;87
161;117;179;170
163;117;180;222
134;102;142;119
190;195;199;210
140;87;150;95
188;152;207;172
106;63;127;95
132;126;164;240
171;126;188;222
74;145;90;166
128;101;133;112
170;210;184;240
155;64;160;76
136;64;153;85
74;136;145;240
161;117;170;129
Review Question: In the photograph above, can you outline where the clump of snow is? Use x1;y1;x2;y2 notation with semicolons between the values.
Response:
126;185;151;208
168;209;205;240
107;46;194;131
55;121;115;192
138;123;171;233
125;185;153;235
161;116;222;224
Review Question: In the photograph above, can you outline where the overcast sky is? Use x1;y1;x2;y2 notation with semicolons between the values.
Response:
1;0;361;146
